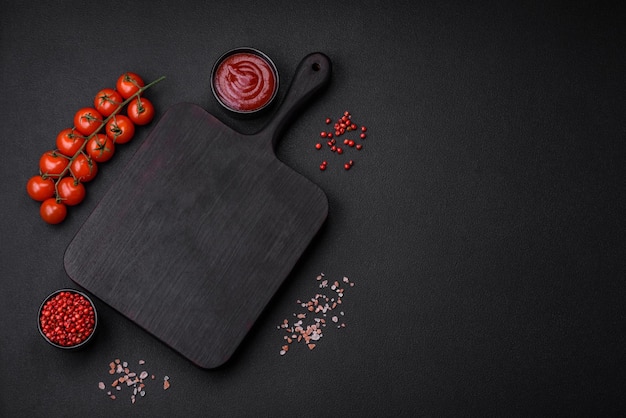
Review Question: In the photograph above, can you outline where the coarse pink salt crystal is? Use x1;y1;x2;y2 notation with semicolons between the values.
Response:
277;273;355;355
98;382;105;390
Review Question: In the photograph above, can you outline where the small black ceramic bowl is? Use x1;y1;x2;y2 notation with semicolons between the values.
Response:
38;288;98;350
211;47;280;116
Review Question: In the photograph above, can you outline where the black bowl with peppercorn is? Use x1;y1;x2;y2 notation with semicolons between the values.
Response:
38;289;98;350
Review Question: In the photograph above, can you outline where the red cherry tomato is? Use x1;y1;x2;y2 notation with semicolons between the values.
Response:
56;128;85;157
105;114;135;144
94;88;123;117
57;177;86;206
39;150;69;178
74;107;103;136
116;72;144;99
86;134;115;163
40;198;67;224
127;97;155;125
70;153;98;182
26;175;55;201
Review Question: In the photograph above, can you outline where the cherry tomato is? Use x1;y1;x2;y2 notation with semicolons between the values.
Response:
127;97;155;125
56;128;85;157
74;107;103;136
39;150;69;178
116;72;144;99
26;175;55;201
86;133;115;163
70;153;98;182
57;177;86;206
94;88;123;117
105;114;135;144
40;198;67;224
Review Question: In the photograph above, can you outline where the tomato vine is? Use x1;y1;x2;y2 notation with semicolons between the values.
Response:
27;73;165;224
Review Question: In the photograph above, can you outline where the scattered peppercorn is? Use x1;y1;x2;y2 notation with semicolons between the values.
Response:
313;111;369;172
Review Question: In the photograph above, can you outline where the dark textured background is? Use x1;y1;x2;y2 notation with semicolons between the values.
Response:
1;1;625;416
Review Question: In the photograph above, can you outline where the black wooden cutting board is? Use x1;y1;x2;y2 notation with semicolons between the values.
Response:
64;53;331;368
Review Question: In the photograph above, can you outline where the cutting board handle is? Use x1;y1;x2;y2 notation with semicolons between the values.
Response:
260;52;332;149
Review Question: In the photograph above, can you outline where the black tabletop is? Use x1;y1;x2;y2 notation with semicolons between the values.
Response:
2;1;625;416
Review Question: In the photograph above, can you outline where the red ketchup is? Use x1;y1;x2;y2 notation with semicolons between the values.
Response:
213;51;277;112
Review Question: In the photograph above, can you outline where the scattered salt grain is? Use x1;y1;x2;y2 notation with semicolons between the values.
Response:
99;358;171;404
277;273;354;355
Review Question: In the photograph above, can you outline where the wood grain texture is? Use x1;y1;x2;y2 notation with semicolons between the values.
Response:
64;53;331;368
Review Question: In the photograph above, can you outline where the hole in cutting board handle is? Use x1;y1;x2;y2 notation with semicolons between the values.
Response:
260;52;332;150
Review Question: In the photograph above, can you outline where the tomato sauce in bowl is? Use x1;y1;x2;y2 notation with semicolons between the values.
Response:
211;48;279;115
